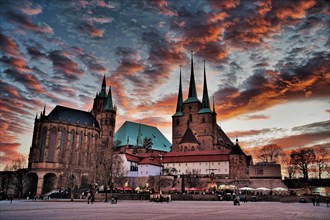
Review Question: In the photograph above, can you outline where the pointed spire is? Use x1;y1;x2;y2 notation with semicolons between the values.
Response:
35;113;38;120
100;75;106;97
202;60;210;109
43;103;46;116
175;65;183;114
213;96;215;112
104;86;114;111
188;51;197;99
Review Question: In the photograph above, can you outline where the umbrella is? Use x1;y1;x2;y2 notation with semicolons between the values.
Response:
272;187;288;191
123;187;133;191
239;187;254;191
201;188;208;191
189;187;199;191
169;187;179;191
256;187;271;191
116;187;123;191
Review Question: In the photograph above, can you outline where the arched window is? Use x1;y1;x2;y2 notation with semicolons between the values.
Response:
69;130;75;162
202;117;205;123
59;128;67;163
189;114;192;122
39;127;47;161
191;146;195;151
176;119;179;126
78;131;83;165
48;127;57;162
87;133;91;165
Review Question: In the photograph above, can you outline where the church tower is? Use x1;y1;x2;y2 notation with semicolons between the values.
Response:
172;53;233;152
92;76;117;144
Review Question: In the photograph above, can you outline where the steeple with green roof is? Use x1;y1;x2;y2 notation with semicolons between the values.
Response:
173;66;183;116
184;51;199;103
104;86;114;111
199;60;212;114
100;75;107;97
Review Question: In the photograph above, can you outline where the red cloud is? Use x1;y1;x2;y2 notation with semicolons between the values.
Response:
151;0;177;17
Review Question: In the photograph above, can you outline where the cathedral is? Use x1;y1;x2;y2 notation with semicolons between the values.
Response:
25;54;252;196
26;76;116;195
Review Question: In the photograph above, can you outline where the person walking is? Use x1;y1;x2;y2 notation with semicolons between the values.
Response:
9;195;13;204
316;196;320;206
311;197;315;206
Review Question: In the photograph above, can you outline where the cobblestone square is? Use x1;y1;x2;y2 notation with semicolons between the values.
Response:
1;200;329;220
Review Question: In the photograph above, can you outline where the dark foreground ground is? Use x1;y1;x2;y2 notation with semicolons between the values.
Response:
0;199;329;220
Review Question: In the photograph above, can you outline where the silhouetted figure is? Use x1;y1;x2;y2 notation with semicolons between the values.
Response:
10;195;13;204
312;197;315;206
316;196;320;206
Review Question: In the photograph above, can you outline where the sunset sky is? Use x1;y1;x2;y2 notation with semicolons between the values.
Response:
0;0;329;169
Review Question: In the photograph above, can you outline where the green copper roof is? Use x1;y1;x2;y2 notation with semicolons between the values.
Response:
172;111;183;117
198;108;212;114
114;121;171;152
104;86;114;111
183;96;200;103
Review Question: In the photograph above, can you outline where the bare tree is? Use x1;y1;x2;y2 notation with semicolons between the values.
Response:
257;144;283;163
314;145;330;179
281;156;298;179
185;169;200;188
93;138;124;201
3;154;27;171
290;148;316;180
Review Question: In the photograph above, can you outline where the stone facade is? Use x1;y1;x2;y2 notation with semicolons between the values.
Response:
27;76;116;196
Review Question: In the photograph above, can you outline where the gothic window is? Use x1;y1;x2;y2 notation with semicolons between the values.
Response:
189;106;192;111
176;119;179;126
59;128;67;163
78;131;83;165
69;130;75;162
87;133;91;165
48;127;57;162
189;114;192;122
39;126;47;161
202;117;205;123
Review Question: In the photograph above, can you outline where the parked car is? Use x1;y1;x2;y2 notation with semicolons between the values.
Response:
299;197;307;203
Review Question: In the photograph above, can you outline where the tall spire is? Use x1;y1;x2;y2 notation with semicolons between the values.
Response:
188;51;197;99
175;65;183;115
104;86;114;111
213;96;216;113
43;103;46;116
184;51;199;103
100;75;106;97
201;60;210;109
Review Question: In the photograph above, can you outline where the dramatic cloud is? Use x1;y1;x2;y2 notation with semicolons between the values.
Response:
215;51;330;120
48;50;84;80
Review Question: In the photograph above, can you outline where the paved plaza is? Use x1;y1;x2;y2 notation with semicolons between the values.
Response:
1;200;329;220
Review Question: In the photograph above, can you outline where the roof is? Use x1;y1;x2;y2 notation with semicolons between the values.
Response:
123;150;231;165
183;97;200;104
162;150;230;163
230;144;246;155
45;105;99;128
198;108;212;114
180;127;199;144
115;121;171;152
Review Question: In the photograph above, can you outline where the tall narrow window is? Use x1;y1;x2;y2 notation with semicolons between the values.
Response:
69;130;75;163
189;114;192;122
87;133;91;166
78;131;83;166
176;119;179;126
39;127;47;161
48;127;57;162
59;128;67;163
